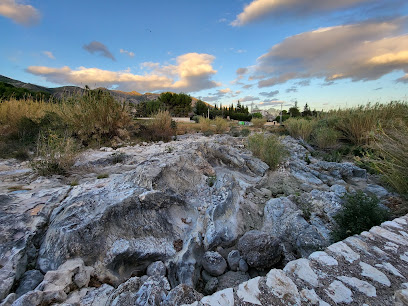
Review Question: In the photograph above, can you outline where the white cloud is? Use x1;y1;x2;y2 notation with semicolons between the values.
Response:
42;51;55;60
238;96;260;102
120;49;135;58
0;0;40;25
259;90;279;97
26;52;220;93
248;18;408;87
231;0;376;26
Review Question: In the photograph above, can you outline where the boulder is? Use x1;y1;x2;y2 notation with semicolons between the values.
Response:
15;270;43;297
238;230;282;269
227;250;241;271
202;251;227;277
217;271;250;291
163;284;203;306
146;261;167;277
204;277;219;295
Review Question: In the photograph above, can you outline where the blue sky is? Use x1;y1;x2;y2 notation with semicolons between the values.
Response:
1;0;408;110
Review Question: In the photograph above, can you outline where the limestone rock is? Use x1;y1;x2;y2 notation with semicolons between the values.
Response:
163;284;203;306
146;261;167;277
201;251;227;277
238;230;282;269
15;270;43;297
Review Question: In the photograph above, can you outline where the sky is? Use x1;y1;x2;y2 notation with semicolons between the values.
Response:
1;0;408;111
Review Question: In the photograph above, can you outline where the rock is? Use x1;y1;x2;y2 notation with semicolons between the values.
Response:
265;269;301;305
236;277;262;305
238;230;282;269
365;184;389;199
283;258;319;287
12;291;43;306
238;258;248;272
15;270;43;297
133;276;170;306
227;250;241;271
325;280;353;304
201;251;227;277
204;277;219;295
201;270;212;283
105;276;142;305
200;288;234;306
163;284;203;306
80;284;114;306
146;261;166;277
217;271;250;291
0;293;16;306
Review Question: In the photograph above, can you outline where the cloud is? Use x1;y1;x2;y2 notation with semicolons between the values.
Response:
231;0;377;26
238;96;260;103
120;49;135;58
200;88;232;102
248;18;408;87
286;87;297;93
83;41;116;61
296;80;310;86
0;0;40;25
259;90;279;97
26;53;220;93
236;67;248;75
242;84;253;89
374;87;382;90
258;100;285;107
42;51;55;60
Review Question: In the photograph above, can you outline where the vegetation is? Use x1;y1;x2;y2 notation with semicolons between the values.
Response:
332;191;389;241
312;126;341;149
247;133;287;170
194;100;252;121
284;118;317;141
214;117;229;134
198;116;212;133
0;82;51;101
140;110;176;142
251;118;267;128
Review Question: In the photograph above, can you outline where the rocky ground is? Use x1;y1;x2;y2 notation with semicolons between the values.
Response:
0;133;398;305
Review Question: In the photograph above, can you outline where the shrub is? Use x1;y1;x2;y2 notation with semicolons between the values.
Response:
252;112;263;119
247;133;287;170
214;117;228;134
60;90;132;145
331;191;389;241
284;118;317;141
147;110;175;141
31;131;77;176
252;118;267;128
199;116;212;133
313;126;341;149
240;128;250;137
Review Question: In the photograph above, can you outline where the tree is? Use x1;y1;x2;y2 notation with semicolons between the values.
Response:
302;103;313;117
194;100;208;116
288;107;301;117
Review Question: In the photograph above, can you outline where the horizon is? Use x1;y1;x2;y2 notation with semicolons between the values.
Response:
1;0;408;111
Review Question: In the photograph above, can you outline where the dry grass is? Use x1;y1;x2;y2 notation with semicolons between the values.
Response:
251;118;267;128
176;122;201;135
284;118;317;141
147;110;175;141
214;117;229;134
199;116;212;133
313;126;341;149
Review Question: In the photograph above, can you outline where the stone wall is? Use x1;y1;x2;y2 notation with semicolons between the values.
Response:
188;215;408;305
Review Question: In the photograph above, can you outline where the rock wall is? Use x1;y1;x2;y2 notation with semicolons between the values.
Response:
188;215;408;305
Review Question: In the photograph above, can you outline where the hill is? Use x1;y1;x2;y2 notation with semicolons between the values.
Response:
0;75;207;106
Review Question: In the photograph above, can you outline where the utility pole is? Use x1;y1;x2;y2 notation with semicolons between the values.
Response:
208;107;210;119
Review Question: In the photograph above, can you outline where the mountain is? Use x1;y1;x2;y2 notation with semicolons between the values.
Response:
0;75;206;105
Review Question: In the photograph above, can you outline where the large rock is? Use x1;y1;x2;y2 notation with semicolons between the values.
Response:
163;284;203;306
201;251;227;277
238;230;282;269
217;271;250;290
15;270;43;297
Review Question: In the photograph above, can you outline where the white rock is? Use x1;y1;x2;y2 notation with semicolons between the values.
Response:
337;276;376;297
237;277;262;305
369;226;408;246
325;280;353;304
360;262;391;286
265;269;301;304
394;217;408;225
344;236;370;254
400;252;408;263
309;251;338;266
375;262;404;278
382;221;403;229
200;288;234;306
300;289;330;306
399;231;408;238
283;258;319;287
327;241;360;263
384;241;399;252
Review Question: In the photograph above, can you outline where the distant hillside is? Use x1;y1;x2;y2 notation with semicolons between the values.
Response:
0;75;207;106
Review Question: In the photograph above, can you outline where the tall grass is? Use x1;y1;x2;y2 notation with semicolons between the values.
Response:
199;116;212;133
251;118;267;128
147;110;175;141
312;126;341;149
214;117;229;134
247;133;287;170
284;118;317;141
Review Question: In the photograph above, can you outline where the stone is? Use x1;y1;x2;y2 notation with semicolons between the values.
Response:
375;262;404;278
337;276;376;297
227;250;240;271
217;271;249;291
325;280;353;304
327;241;360;263
15;270;44;297
238;258;248;272
238;230;282;269
360;262;391;286
283;258;319;287
0;293;16;306
163;284;203;306
237;277;262;305
200;288;234;306
204;277;219;295
369;226;408;245
266;269;301;305
201;251;227;277
80;284;114;306
309;251;338;266
11;291;44;306
394;283;408;306
146;261;167;277
300;289;330;306
364;184;389;199
133;276;170;306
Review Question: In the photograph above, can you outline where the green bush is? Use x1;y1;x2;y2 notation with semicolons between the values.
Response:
284;118;317;141
313;126;341;149
247;133;287;170
240;128;250;137
332;191;389;241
